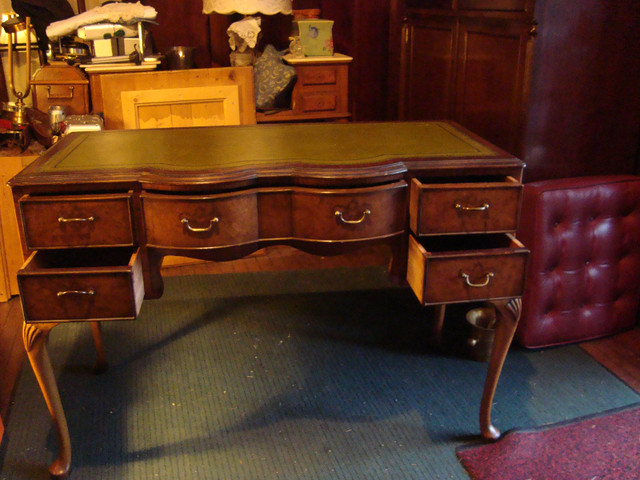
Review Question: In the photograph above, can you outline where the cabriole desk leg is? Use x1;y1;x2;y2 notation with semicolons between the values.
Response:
90;322;108;373
479;298;522;440
23;321;71;479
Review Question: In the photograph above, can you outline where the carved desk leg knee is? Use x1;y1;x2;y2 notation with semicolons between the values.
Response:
479;298;521;441
23;321;71;479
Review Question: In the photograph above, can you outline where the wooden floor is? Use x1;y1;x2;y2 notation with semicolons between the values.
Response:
2;244;640;441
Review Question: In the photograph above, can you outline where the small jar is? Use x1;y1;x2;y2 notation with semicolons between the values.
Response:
289;36;304;57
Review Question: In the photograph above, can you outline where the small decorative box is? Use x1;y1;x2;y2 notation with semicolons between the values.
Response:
294;19;334;57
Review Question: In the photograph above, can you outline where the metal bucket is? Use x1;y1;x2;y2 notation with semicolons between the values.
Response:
466;306;497;362
165;46;195;70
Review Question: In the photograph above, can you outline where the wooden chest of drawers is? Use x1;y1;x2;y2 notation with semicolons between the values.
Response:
256;54;352;123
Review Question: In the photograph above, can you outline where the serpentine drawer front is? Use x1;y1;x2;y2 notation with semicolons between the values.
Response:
409;176;521;235
290;182;406;241
17;248;144;323
19;193;135;249
142;182;407;248
406;234;528;305
142;190;260;248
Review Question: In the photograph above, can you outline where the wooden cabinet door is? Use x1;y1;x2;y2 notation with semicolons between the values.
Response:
398;5;535;156
455;17;532;155
400;15;457;120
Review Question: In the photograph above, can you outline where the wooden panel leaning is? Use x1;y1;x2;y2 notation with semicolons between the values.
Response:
92;66;256;129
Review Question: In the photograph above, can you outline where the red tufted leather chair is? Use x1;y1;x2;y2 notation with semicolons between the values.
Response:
515;175;640;348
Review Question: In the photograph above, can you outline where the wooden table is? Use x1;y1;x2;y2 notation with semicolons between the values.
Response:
9;121;527;478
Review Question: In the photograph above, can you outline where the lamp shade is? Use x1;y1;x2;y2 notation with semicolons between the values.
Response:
203;0;293;15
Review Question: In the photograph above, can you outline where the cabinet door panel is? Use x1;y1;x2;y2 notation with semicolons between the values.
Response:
455;18;531;154
400;16;457;120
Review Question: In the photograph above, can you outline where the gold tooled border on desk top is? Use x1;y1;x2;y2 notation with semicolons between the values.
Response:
40;122;497;173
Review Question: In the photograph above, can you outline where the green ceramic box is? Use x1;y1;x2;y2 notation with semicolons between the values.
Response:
294;19;334;57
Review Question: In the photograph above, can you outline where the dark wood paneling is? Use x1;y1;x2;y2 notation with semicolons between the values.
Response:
144;0;213;67
522;0;640;181
321;0;393;121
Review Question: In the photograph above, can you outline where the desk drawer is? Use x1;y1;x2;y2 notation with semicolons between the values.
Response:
409;176;522;235
292;181;407;241
141;191;259;248
20;193;134;249
407;234;528;305
18;248;144;323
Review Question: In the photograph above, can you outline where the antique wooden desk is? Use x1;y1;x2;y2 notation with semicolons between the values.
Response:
9;121;527;478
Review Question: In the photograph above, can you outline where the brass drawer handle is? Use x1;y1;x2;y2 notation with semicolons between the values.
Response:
335;209;371;224
47;85;74;99
58;215;95;223
461;271;494;288
455;202;490;212
57;289;95;297
181;217;219;232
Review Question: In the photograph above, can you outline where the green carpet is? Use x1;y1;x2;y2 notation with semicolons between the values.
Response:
1;267;639;480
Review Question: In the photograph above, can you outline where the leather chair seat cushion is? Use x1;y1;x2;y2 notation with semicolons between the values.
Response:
516;175;640;348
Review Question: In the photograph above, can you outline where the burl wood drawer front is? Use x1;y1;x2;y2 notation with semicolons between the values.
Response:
409;176;522;235
292;181;407;241
19;193;134;249
407;234;528;305
18;248;144;323
141;191;259;248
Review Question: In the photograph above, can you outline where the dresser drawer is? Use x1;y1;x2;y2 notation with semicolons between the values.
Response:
141;191;259;248
298;66;338;86
19;193;135;249
18;248;144;323
292;181;407;241
301;93;338;113
409;176;522;235
407;234;528;305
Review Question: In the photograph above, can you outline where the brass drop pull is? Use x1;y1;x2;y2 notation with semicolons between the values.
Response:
57;289;95;297
47;85;75;99
461;271;494;288
334;209;371;224
181;217;219;232
455;203;490;212
58;215;95;223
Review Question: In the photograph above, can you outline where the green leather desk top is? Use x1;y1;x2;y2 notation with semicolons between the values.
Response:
43;121;496;171
10;121;519;191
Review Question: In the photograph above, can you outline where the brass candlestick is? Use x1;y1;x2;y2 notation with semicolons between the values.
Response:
2;15;32;128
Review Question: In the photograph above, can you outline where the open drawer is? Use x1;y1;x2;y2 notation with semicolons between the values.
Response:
18;248;145;323
409;176;522;236
406;234;528;305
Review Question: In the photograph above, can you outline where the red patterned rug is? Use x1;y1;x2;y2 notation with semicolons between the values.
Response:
457;403;640;480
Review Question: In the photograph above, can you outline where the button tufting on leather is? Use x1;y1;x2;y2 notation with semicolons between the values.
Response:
516;175;640;348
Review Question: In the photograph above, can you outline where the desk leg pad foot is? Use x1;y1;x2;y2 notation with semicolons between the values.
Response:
23;321;72;479
479;298;521;441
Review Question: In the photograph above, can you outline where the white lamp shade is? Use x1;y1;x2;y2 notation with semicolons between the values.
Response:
203;0;293;15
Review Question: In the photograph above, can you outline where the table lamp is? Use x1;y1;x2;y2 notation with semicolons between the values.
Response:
203;0;292;66
1;15;33;128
